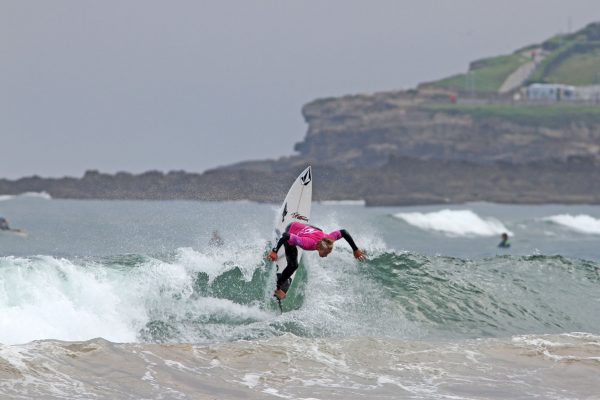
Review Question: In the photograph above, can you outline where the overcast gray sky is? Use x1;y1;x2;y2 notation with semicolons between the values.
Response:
2;0;599;179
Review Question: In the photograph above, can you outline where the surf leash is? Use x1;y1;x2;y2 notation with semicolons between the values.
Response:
276;297;283;314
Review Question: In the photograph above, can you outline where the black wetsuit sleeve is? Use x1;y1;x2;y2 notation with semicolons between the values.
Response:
272;232;290;252
340;229;359;252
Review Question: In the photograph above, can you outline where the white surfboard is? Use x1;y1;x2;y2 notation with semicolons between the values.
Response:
273;166;312;294
0;229;28;238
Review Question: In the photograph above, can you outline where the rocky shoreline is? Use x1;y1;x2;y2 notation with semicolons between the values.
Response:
2;154;600;206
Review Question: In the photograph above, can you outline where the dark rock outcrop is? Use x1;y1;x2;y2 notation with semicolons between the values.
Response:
2;154;600;205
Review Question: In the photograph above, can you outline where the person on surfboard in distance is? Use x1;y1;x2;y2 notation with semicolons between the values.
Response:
267;222;366;300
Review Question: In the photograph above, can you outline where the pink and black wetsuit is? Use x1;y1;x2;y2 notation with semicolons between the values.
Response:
272;222;359;289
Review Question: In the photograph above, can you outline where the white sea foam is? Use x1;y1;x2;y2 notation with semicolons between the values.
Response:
0;256;142;344
543;214;600;235
512;333;600;362
1;335;599;400
0;246;271;345
394;209;511;237
242;373;260;388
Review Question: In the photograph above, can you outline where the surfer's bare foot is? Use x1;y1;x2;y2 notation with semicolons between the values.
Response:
274;289;286;300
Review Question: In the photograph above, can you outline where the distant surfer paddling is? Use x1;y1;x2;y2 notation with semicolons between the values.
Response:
268;222;366;300
0;217;10;231
0;217;27;237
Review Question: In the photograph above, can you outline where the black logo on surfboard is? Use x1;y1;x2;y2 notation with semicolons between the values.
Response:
281;202;288;223
300;169;311;186
291;212;308;222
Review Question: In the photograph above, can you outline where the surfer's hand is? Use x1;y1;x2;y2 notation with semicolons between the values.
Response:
354;249;366;261
268;250;278;261
274;289;286;300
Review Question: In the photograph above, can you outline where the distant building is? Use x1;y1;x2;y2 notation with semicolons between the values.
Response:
526;83;576;102
576;85;600;102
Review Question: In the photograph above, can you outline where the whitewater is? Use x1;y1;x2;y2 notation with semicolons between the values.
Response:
0;197;599;399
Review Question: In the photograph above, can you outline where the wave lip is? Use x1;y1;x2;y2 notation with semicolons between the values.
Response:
543;214;600;235
394;209;511;237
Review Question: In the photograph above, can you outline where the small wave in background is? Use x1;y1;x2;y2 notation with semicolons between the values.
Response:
543;213;600;235
394;209;512;237
0;192;52;202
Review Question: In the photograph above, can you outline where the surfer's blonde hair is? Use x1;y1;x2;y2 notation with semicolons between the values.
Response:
319;238;334;253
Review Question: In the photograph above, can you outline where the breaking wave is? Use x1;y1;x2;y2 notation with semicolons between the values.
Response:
394;209;511;237
543;214;600;235
1;246;598;345
0;192;52;201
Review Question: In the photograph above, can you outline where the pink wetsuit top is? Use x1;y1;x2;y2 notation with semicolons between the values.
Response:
287;222;343;251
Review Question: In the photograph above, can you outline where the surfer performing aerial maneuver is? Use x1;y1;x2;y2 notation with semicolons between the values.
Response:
268;222;366;300
267;166;366;308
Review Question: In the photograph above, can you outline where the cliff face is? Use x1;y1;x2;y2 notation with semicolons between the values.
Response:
296;92;600;167
362;155;600;206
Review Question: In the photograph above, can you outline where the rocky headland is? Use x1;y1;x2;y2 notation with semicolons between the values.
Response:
3;88;600;206
3;22;600;206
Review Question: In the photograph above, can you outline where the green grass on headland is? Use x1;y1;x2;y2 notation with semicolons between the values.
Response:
544;49;600;85
522;23;600;86
425;104;600;128
429;23;600;92
431;54;528;93
527;40;600;85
